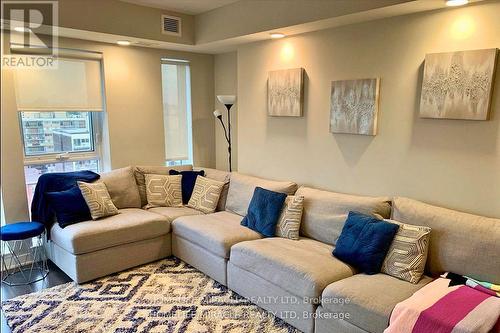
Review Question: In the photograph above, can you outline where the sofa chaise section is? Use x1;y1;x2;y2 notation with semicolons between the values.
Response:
228;238;355;333
228;186;392;333
47;164;206;283
171;172;298;285
48;208;173;283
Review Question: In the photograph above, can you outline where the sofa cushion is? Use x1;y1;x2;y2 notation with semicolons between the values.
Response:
321;273;433;333
230;238;356;300
144;174;183;208
226;173;298;216
333;211;399;275
276;195;304;240
78;181;119;220
46;186;91;228
99;166;141;209
134;165;193;207
194;167;231;212
392;197;500;284
382;219;431;284
169;169;205;204
50;208;170;255
172;211;262;258
296;186;392;245
187;176;225;214
147;206;203;221
241;187;287;237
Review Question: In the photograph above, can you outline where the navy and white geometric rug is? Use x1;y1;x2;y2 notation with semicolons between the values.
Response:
1;257;300;333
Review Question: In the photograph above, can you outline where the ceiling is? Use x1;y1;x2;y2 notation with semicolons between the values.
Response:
120;0;240;15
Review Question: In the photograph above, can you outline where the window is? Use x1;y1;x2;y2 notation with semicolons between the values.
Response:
14;56;105;207
21;111;101;207
161;59;193;166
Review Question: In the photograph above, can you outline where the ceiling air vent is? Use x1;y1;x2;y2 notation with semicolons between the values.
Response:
161;15;181;36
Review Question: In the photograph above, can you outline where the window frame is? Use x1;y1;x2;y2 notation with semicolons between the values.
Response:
19;111;103;167
161;58;194;167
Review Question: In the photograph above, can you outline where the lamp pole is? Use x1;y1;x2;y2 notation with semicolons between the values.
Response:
225;103;233;172
214;95;236;172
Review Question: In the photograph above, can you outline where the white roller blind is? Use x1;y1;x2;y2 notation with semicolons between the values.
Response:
14;57;104;111
161;61;192;162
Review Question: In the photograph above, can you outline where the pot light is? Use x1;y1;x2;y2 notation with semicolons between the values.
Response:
270;33;285;39
117;40;131;46
446;0;469;6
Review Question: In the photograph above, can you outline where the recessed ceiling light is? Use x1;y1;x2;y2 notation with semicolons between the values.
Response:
117;40;131;46
14;26;30;33
270;33;285;39
446;0;469;6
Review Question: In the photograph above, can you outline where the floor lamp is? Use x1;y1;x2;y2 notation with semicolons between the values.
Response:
213;95;236;172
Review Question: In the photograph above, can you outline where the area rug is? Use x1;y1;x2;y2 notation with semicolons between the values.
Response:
1;257;300;333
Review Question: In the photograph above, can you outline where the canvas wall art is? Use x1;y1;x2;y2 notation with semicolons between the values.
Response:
419;48;498;120
268;68;304;117
329;78;380;136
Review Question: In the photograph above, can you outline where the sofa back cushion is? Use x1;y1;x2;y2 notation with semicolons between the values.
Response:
134;165;193;207
296;186;391;245
99;166;141;209
392;197;500;284
225;172;298;216
194;167;230;211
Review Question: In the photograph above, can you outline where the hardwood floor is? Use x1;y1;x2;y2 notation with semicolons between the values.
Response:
1;261;72;333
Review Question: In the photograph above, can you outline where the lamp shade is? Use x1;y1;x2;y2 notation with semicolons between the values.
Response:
217;95;236;105
213;109;222;118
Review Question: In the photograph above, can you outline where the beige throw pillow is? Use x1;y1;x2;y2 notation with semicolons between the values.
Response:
275;195;304;240
187;176;225;214
145;174;183;208
78;181;119;220
382;219;431;284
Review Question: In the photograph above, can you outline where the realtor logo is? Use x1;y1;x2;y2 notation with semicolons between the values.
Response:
1;1;58;67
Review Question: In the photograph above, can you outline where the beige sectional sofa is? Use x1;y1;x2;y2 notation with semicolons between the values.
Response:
46;165;500;333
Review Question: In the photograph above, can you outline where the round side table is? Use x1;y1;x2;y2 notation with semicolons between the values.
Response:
1;221;49;286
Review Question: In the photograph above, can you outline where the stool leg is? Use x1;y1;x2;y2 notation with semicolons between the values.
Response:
1;232;49;286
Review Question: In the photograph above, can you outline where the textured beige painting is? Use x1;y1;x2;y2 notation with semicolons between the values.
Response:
420;49;498;120
329;78;380;136
268;68;304;117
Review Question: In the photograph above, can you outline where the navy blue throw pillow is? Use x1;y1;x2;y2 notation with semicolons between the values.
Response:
169;170;205;204
46;186;92;228
241;187;287;237
333;211;399;275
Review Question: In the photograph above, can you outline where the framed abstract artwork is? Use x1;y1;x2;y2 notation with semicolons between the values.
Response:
268;68;304;117
329;78;380;136
419;48;498;120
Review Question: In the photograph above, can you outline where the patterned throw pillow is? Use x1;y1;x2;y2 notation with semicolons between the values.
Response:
187;176;225;214
144;174;183;208
77;181;119;220
275;195;304;240
382;219;431;284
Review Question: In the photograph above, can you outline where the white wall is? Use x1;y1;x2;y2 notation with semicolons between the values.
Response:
214;52;238;171
235;2;500;218
1;36;215;222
